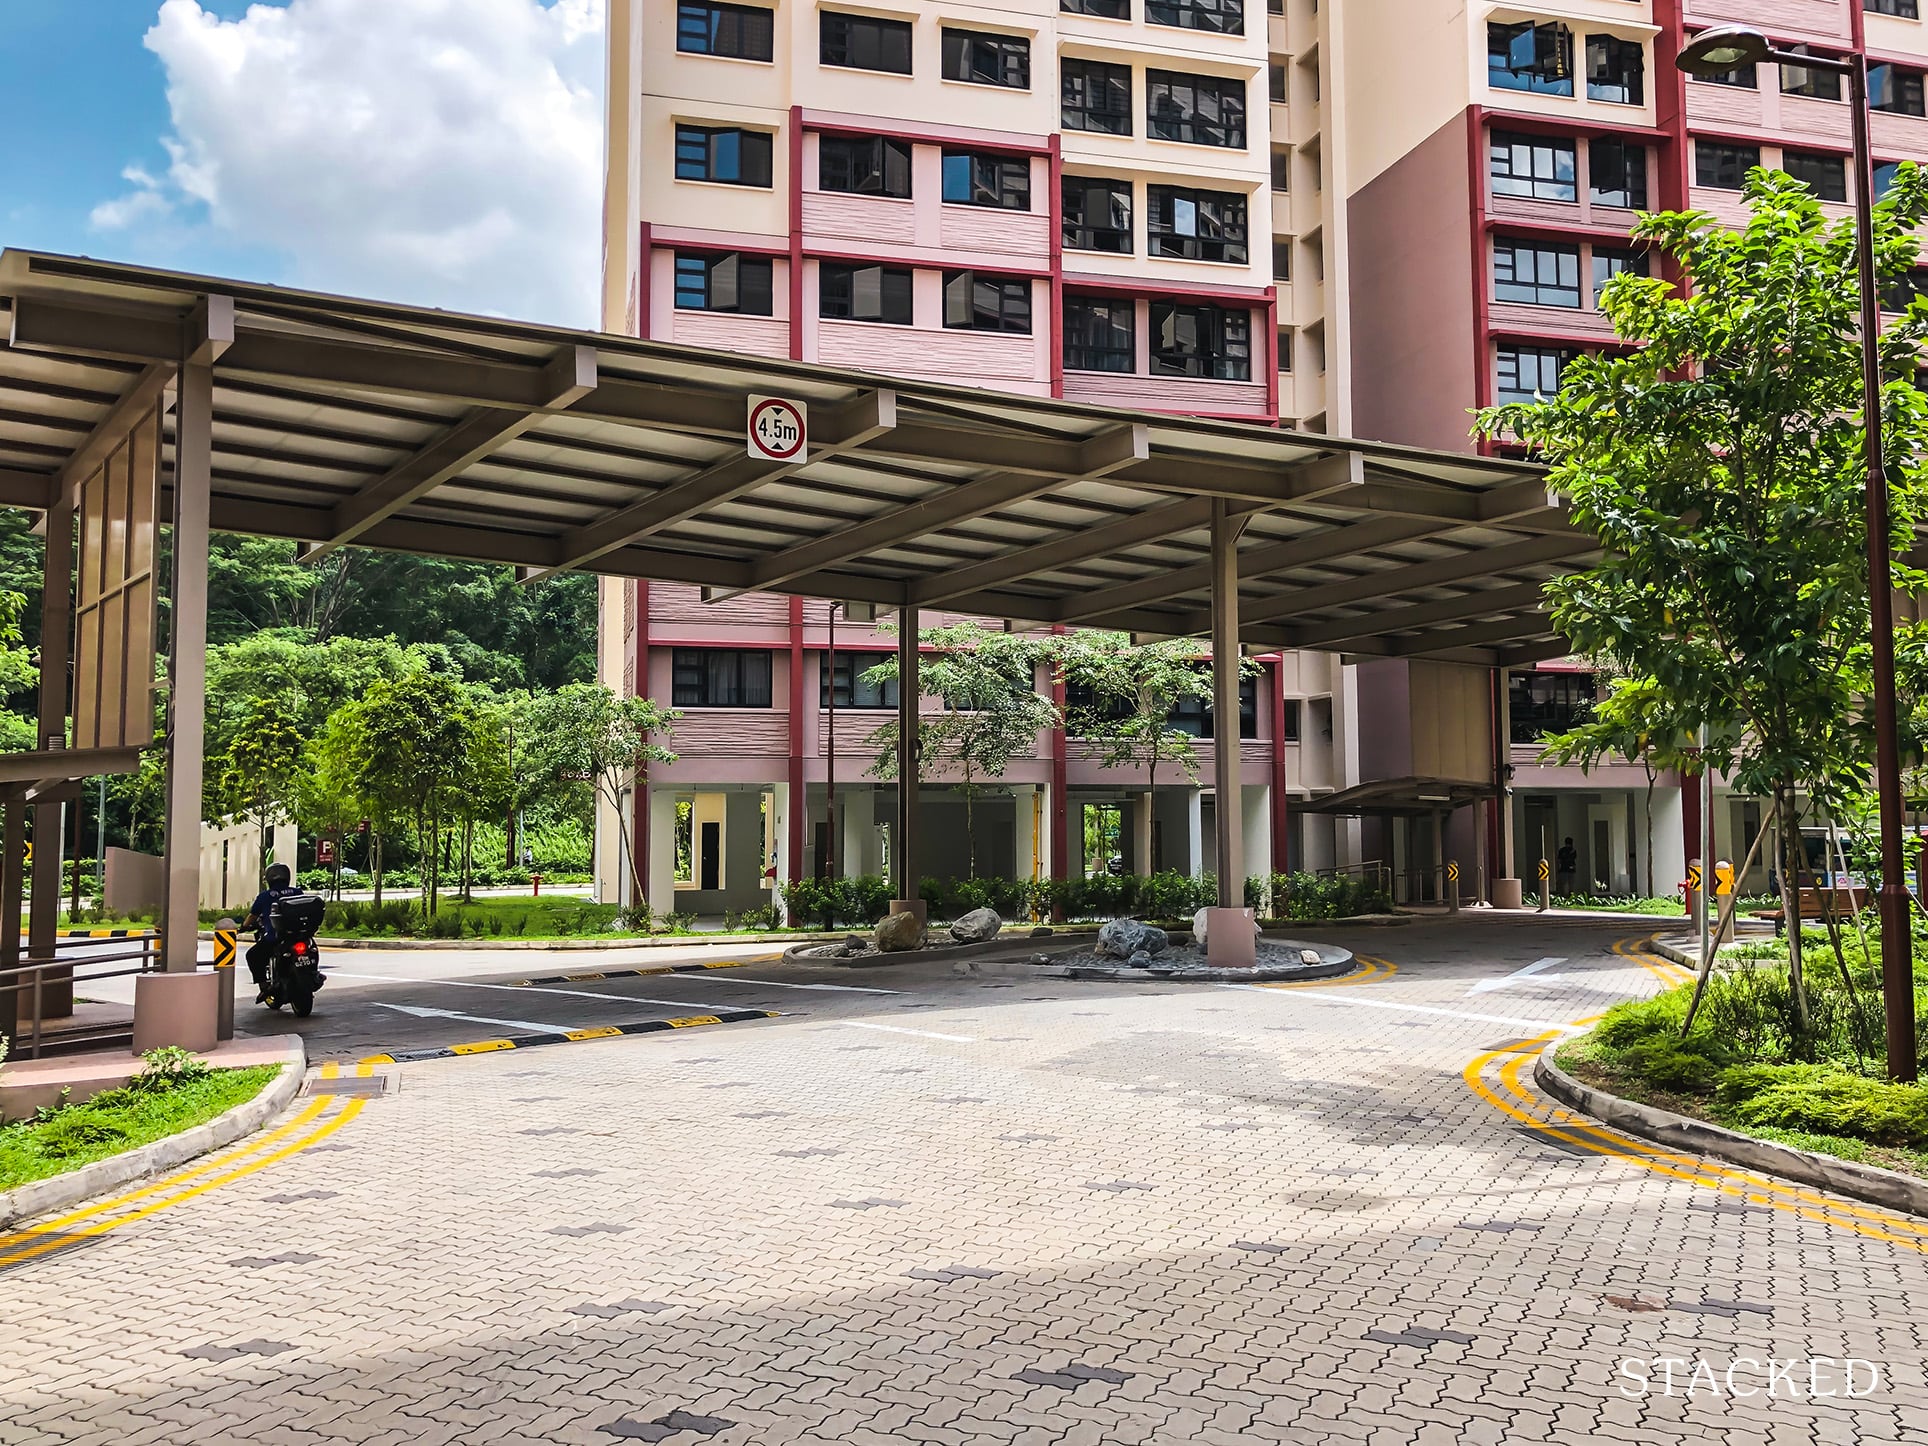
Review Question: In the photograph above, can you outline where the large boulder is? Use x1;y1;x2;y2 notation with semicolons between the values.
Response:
1191;907;1261;948
949;907;1003;944
1098;917;1169;959
875;911;928;953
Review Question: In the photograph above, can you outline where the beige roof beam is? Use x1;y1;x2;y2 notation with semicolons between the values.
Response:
519;388;897;584
0;467;53;510
6;296;182;363
1226;531;1592;629
1382;612;1557;657
1108;450;1366;507
1283;581;1551;650
301;345;598;564
1056;514;1445;625
706;423;1149;605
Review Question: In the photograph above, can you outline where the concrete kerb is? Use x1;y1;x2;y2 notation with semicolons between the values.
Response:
200;928;880;953
0;1035;307;1229
781;927;1103;969
1533;1050;1928;1221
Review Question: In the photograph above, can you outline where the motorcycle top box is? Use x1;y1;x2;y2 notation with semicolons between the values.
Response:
261;891;328;1017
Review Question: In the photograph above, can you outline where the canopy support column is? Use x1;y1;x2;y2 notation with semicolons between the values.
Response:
161;349;213;973
891;605;923;919
29;487;74;1013
1207;500;1255;967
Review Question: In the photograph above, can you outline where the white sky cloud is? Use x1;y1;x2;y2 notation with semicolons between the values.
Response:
93;0;604;326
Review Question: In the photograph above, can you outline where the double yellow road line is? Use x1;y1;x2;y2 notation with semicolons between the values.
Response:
0;1063;371;1272
1465;940;1928;1255
1256;954;1400;990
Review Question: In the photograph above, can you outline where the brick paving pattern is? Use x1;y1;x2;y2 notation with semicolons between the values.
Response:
3;919;1926;1444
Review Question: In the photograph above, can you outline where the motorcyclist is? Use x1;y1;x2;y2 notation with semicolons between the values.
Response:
242;863;305;1002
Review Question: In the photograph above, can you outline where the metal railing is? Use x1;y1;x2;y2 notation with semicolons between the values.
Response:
1315;858;1395;903
0;932;161;1060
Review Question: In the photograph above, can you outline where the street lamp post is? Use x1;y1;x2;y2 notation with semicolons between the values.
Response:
1677;26;1917;1081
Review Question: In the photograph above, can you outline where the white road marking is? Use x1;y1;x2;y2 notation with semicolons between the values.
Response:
372;1002;588;1034
1468;956;1568;996
842;1021;977;1043
1222;984;1587;1035
330;972;717;1011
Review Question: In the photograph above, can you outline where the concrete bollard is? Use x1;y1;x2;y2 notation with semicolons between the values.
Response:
212;918;238;1042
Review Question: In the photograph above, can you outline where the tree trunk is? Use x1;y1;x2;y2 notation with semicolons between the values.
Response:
1681;816;1769;1036
1778;783;1811;1047
505;809;517;869
461;817;474;905
1642;760;1656;901
372;831;384;906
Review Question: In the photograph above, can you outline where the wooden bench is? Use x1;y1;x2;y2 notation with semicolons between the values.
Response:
1750;887;1870;934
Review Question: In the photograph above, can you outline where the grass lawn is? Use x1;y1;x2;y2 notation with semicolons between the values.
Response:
1555;1039;1928;1181
0;1065;281;1191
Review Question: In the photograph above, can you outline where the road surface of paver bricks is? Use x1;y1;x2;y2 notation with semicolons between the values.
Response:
4;918;1926;1445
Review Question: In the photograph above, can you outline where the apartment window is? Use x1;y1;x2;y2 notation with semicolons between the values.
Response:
1272;240;1291;280
1867;0;1919;14
1063;0;1131;14
1146;70;1247;147
1881;270;1928;311
677;2;774;60
820;11;913;73
1876;160;1904;198
1509;672;1594;743
1783;149;1849;202
819;135;912;197
942;150;1031;209
1488;20;1574;96
1586;34;1644;105
1493;240;1581;308
1590;138;1648;209
1269;63;1288;103
1780;46;1844;101
1591;248;1647;304
1151;302;1251;380
1277;327;1292;371
673;252;775;315
1146;0;1244;35
1062;176;1133;252
1147;186;1249;263
1490;130;1577;202
672;649;774;708
1871;64;1927;116
819;262;915;324
675;125;774;186
1696;141;1759;190
1697;61;1757;88
942;28;1030;87
1064;297;1135;372
942;271;1033;332
1063;59;1132;134
822;652;898;710
1271;151;1291;190
1495;344;1577;403
1169;673;1258;739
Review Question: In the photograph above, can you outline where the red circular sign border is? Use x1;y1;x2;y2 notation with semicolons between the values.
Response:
749;398;805;461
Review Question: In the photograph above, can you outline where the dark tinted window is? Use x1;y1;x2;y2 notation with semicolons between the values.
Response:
942;150;1031;208
1585;34;1644;104
1489;20;1574;95
1591;248;1648;305
1146;70;1246;147
819;263;915;324
677;2;774;60
1495;344;1578;403
1146;0;1243;34
942;272;1033;332
823;652;898;709
673;649;774;708
1780;46;1844;101
1871;64;1926;116
1063;59;1132;133
1696;141;1759;190
1490;130;1577;202
1063;0;1131;13
675;126;774;186
1063;176;1133;252
673;252;775;314
1147;186;1249;263
820;11;913;72
1150;303;1251;380
1493;240;1581;308
942;29;1030;87
1064;297;1135;372
1783;149;1848;202
1590;138;1648;208
819;135;913;197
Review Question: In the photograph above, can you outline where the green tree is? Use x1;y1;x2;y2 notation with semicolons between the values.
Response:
523;683;679;909
1477;165;1928;1056
863;621;1059;876
214;695;307;888
0;587;39;754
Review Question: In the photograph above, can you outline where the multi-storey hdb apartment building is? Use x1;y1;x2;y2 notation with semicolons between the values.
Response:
595;0;1928;915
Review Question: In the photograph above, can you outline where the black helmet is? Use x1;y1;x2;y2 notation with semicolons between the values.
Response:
266;863;293;889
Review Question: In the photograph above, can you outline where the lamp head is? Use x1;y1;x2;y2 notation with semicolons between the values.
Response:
1676;25;1771;76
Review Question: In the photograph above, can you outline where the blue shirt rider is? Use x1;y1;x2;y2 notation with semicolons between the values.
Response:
242;862;303;997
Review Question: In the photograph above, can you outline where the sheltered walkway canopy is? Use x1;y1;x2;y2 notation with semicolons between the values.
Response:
0;249;1581;983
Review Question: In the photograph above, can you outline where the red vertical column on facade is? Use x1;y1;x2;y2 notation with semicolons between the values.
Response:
788;595;806;884
1047;133;1065;400
1465;105;1492;452
1049;623;1069;893
633;580;649;905
1487;667;1505;887
1680;764;1702;878
637;222;652;340
788;105;806;363
1269;656;1290;874
1263;289;1281;421
1651;0;1692;219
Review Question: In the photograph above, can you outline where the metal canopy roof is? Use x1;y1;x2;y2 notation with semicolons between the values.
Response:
0;250;1581;666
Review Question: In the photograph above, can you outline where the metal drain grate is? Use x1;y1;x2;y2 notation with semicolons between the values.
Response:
300;1071;397;1098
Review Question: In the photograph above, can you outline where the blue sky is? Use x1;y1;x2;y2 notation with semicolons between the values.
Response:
0;0;605;323
0;1;277;276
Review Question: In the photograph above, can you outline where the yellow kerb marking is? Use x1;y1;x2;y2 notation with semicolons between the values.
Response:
667;1015;722;1028
450;1039;516;1055
564;1027;623;1041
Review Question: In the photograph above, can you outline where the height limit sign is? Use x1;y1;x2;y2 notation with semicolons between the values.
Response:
748;395;807;463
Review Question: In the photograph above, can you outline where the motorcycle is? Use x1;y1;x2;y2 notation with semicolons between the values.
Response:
258;892;328;1017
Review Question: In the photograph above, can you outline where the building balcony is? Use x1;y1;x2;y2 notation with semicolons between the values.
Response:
1873;108;1928;161
1062;368;1270;416
668;310;791;359
816;318;1046;390
1488;300;1619;342
1486;192;1640;239
801;192;919;248
665;710;794;763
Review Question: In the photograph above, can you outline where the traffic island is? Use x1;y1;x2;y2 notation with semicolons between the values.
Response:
1051;937;1355;984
